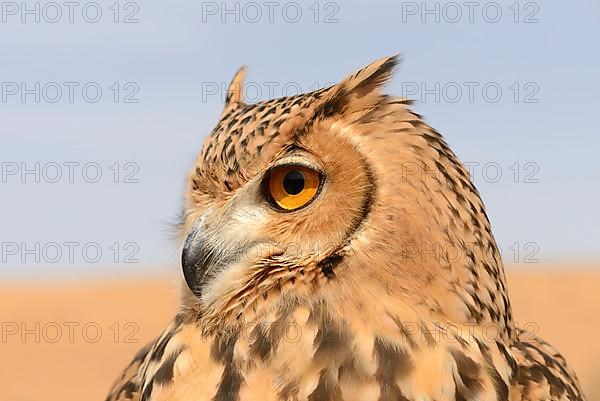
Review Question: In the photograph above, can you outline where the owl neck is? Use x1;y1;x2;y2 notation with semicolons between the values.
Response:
337;118;516;342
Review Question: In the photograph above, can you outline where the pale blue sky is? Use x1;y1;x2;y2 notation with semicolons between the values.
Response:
1;0;599;279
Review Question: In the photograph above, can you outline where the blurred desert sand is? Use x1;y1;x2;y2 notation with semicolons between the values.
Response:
1;268;599;401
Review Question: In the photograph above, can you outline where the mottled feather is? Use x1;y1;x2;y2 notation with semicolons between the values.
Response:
107;56;586;401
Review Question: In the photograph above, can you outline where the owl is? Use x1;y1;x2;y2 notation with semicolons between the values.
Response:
106;56;586;401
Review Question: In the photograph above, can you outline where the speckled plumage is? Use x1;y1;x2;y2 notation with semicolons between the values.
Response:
106;56;586;401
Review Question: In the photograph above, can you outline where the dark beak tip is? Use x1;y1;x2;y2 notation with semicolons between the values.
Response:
182;227;204;297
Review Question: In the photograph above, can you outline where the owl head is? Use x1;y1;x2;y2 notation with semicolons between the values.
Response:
180;56;513;338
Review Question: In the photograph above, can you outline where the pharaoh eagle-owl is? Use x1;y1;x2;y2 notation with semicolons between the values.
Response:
106;56;586;401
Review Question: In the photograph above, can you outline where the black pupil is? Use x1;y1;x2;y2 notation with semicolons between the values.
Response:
282;170;305;195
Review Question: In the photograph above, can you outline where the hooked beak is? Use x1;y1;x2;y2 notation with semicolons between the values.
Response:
181;228;203;296
181;225;215;297
182;223;256;297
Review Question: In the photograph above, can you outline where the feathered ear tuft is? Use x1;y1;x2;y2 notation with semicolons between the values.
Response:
316;55;400;119
340;54;399;98
222;66;247;115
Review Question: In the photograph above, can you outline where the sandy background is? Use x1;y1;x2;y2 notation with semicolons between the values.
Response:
1;269;598;401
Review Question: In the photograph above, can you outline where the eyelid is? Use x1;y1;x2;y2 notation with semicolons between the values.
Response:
268;155;324;175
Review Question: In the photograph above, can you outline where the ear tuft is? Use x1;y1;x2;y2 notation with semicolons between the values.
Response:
341;54;400;98
315;55;400;119
223;66;247;113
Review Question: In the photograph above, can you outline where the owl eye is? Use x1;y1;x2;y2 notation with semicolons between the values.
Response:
267;165;322;211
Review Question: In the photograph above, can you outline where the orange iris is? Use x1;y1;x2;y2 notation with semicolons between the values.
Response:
268;165;321;211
